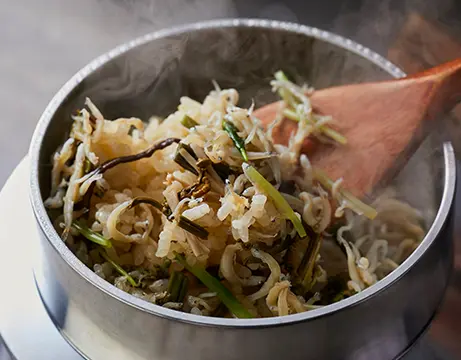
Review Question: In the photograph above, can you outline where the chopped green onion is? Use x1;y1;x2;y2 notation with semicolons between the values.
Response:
332;291;347;303
282;108;347;145
175;253;253;318
242;163;306;238
180;114;198;129
222;120;249;162
83;158;92;174
314;169;377;220
178;276;189;303
274;70;290;81
274;70;297;109
282;108;298;121
162;258;172;271
72;221;112;248
168;271;189;302
275;71;347;146
174;143;199;175
321;127;348;145
99;249;139;287
178;216;209;239
168;271;183;301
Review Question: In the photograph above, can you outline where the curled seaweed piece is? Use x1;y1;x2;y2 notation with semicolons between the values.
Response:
91;138;181;177
81;138;180;209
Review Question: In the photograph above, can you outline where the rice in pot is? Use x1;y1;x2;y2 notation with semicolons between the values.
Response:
45;72;424;318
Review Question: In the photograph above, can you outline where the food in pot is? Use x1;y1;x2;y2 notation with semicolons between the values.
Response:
44;72;424;318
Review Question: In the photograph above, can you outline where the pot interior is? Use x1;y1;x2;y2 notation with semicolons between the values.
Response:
34;21;444;314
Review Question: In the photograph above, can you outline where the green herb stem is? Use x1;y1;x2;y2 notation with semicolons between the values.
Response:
83;158;92;174
274;70;298;109
222;120;249;162
178;276;189;303
282;108;347;145
180;114;198;129
72;221;112;248
99;249;138;287
175;253;253;318
168;271;189;302
314;169;377;220
242;163;306;238
168;271;182;302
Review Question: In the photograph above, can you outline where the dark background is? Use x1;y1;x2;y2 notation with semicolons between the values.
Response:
1;1;461;358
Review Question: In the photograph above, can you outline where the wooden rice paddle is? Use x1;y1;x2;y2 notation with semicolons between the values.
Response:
254;59;461;197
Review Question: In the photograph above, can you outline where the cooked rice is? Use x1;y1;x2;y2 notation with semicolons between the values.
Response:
45;74;425;318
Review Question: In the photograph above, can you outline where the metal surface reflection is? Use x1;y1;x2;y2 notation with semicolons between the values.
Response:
28;20;457;360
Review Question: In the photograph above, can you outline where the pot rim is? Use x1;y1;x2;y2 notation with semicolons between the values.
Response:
29;18;456;328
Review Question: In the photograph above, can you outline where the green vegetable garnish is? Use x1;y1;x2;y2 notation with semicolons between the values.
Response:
282;108;347;145
71;221;112;248
274;70;347;145
168;271;189;302
83;158;93;174
180;114;198;129
178;276;189;303
175;253;253;318
242;163;306;238
99;249;139;287
274;70;297;109
222;120;249;162
162;258;172;271
314;169;377;220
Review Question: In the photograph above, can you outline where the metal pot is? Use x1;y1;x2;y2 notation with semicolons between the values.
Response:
29;19;456;360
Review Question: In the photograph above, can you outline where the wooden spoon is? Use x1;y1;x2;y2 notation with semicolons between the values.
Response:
254;59;461;197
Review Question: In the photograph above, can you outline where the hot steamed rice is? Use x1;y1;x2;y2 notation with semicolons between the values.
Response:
44;73;423;318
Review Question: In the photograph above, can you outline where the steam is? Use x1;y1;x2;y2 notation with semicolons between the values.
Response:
107;0;237;29
258;3;298;23
75;0;456;209
332;0;456;55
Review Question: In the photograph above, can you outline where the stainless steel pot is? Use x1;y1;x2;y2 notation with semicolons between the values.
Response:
29;19;457;360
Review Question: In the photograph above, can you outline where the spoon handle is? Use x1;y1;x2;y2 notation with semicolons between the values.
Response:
407;58;461;119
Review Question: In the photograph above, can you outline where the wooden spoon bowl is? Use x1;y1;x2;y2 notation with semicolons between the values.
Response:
254;59;461;197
